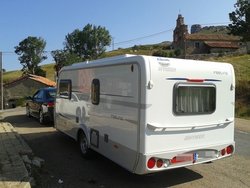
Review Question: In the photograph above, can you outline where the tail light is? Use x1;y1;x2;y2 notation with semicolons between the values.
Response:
226;145;233;154
170;157;178;164
220;145;234;156
47;102;54;107
221;149;226;156
147;158;156;169
156;159;163;168
147;158;168;169
187;78;205;83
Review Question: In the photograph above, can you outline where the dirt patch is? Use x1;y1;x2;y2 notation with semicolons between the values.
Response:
235;118;250;133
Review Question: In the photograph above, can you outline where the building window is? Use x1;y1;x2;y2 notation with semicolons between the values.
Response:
91;79;100;105
195;42;200;48
174;84;216;115
59;79;72;99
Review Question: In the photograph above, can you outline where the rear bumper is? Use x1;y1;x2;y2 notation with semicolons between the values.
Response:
133;141;235;174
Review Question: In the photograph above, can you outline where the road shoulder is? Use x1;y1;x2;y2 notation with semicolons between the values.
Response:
0;122;32;188
235;118;250;133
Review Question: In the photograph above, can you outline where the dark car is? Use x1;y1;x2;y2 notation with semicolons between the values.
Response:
5;99;17;109
26;87;56;124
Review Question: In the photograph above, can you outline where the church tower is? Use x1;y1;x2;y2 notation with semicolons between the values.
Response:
173;14;189;49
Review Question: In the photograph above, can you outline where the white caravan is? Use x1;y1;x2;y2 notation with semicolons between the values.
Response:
55;54;235;174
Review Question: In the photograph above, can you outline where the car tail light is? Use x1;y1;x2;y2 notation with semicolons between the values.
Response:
47;102;54;107
147;158;156;169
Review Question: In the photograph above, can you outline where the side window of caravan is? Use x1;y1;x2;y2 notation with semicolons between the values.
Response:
174;84;216;115
59;80;72;99
91;79;100;105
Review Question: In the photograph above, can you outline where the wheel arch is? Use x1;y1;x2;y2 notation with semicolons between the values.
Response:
77;125;90;144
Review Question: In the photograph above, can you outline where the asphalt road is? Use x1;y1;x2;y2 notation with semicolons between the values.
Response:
2;107;250;188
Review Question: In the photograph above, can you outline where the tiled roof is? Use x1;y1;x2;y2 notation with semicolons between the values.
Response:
185;34;241;41
28;74;56;87
204;41;239;49
4;74;56;88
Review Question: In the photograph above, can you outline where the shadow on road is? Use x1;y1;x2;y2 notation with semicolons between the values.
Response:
4;114;54;128
3;111;203;188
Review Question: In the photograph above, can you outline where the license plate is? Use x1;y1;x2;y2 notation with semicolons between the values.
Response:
175;153;194;163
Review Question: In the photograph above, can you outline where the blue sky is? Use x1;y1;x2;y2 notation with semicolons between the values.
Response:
0;0;236;71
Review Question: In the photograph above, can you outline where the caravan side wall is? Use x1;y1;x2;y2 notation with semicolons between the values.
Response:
55;56;150;172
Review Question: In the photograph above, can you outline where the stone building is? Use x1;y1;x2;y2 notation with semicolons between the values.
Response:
3;74;56;108
173;14;243;55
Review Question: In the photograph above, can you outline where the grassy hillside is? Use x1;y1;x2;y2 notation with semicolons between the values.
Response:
207;54;250;119
3;47;250;119
207;54;250;82
3;70;23;83
3;63;55;84
41;64;55;81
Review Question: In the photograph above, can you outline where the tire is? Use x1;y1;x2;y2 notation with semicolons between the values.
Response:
39;109;45;124
78;131;92;158
26;106;31;117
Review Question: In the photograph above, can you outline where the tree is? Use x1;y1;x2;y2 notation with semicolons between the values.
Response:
228;0;250;41
15;36;47;75
64;24;111;60
51;50;82;77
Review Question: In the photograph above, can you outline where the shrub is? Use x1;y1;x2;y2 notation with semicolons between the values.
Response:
152;50;168;57
174;49;181;57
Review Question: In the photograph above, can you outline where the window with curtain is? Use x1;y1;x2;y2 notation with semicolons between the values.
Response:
174;84;216;115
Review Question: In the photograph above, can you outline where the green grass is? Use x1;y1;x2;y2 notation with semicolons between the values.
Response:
41;63;55;81
207;54;250;119
3;70;22;84
207;54;250;82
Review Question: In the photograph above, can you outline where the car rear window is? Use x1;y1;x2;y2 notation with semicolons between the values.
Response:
46;90;56;99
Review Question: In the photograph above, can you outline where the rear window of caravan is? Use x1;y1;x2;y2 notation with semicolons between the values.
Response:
174;84;216;115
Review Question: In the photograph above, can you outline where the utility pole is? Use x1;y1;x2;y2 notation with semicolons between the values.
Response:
112;37;115;51
0;52;3;110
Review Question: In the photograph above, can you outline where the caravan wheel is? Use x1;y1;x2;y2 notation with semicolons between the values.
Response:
79;131;92;158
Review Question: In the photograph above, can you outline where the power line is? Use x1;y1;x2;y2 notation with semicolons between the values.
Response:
1;51;15;54
1;51;54;55
113;21;230;47
114;29;174;46
1;21;232;53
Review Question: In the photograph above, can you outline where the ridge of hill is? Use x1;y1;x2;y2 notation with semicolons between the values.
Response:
198;26;229;35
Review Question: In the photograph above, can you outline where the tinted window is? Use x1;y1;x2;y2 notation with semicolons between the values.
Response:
46;90;56;99
34;90;43;99
174;84;216;115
